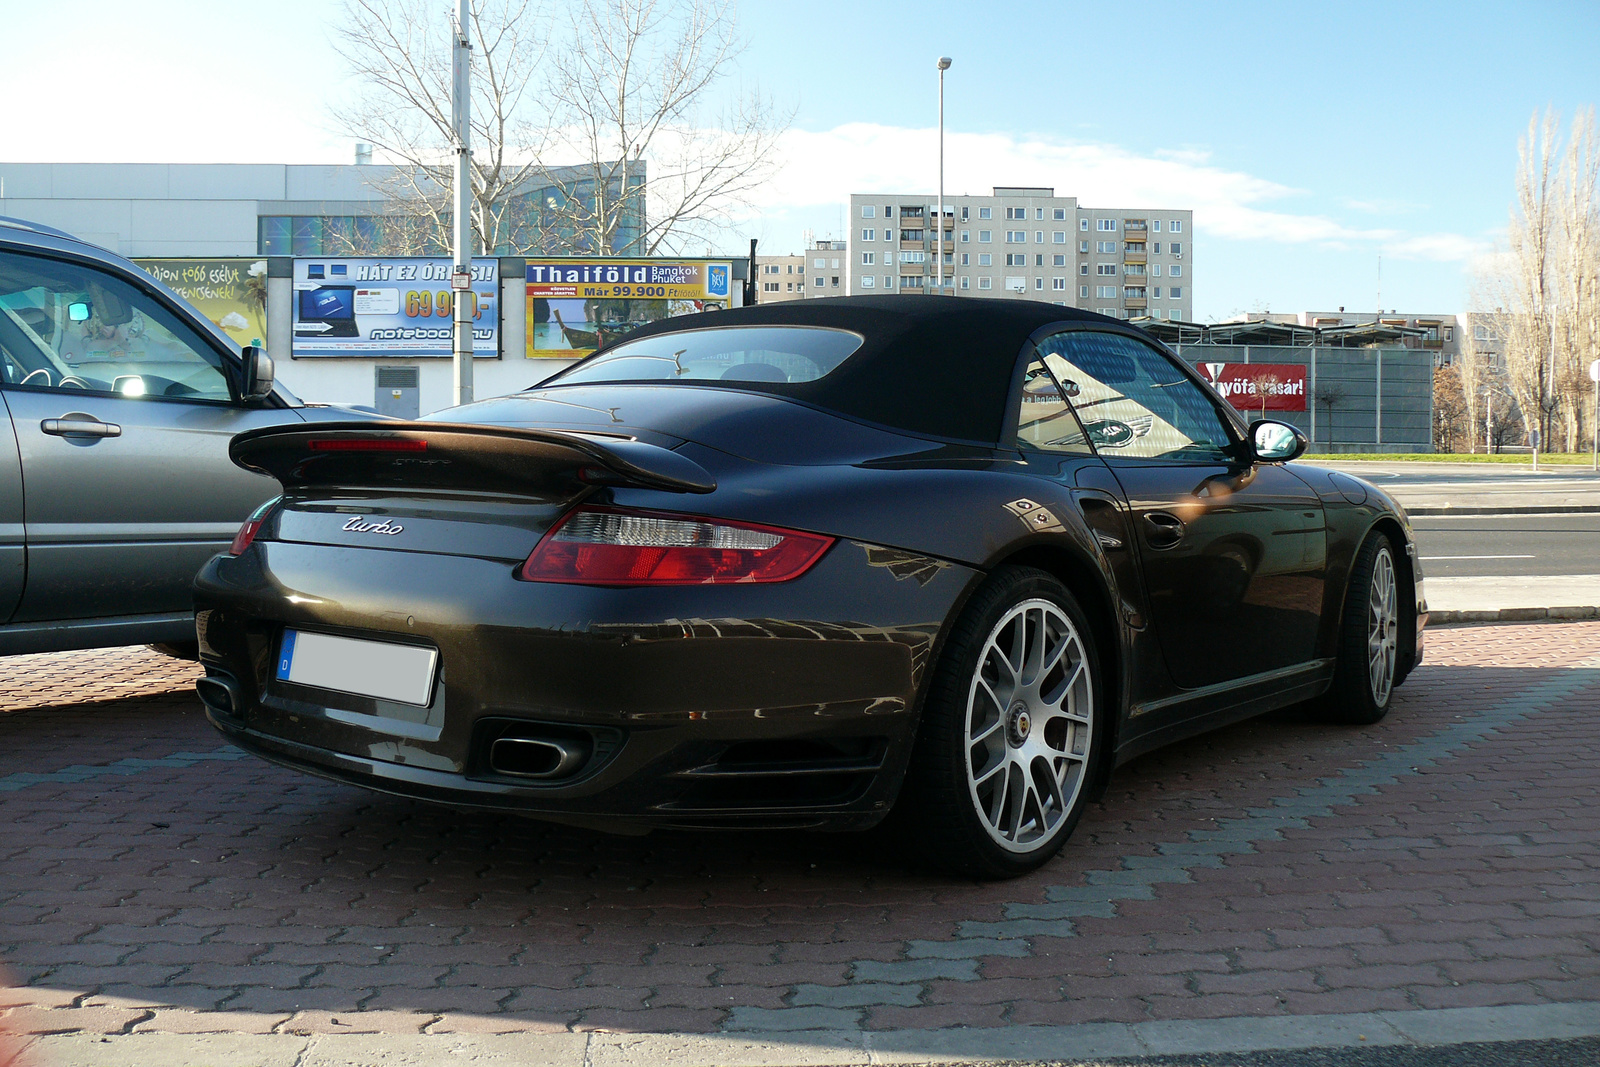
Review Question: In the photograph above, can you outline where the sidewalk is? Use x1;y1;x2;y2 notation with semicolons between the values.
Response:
5;626;1600;1065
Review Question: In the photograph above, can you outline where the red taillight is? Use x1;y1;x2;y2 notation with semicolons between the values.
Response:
306;438;428;452
520;506;833;586
228;499;279;556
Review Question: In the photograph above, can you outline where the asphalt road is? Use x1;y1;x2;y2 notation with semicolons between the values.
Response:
1301;460;1600;513
1409;514;1600;578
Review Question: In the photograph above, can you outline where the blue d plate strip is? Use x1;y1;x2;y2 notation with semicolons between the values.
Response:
276;629;297;680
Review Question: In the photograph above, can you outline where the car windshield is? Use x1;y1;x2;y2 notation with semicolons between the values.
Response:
550;326;865;386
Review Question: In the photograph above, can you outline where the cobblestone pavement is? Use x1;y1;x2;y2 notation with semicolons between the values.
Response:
1;624;1598;1046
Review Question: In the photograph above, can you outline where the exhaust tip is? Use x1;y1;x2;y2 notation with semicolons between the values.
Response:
489;735;592;780
196;674;244;721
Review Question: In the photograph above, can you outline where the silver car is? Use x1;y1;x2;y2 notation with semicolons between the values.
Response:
0;217;385;656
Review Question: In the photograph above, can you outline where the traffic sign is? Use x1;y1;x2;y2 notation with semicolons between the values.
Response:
1590;358;1600;383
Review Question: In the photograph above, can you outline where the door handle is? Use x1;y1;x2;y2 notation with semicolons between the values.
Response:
42;414;122;439
1143;511;1185;549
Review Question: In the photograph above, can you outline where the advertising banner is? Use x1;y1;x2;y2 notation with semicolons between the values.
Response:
134;258;268;348
526;258;732;358
291;257;498;357
1196;361;1307;412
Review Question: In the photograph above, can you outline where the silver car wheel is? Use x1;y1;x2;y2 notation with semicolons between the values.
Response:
1367;545;1398;706
964;598;1094;854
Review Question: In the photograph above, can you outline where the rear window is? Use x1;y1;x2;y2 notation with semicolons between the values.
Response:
551;326;864;386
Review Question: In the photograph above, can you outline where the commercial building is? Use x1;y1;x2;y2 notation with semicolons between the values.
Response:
847;188;1193;321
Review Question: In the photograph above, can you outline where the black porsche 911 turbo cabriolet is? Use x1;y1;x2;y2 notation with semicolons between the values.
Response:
194;297;1425;877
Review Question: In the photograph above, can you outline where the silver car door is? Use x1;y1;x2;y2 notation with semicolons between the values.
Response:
0;390;23;622
0;248;296;623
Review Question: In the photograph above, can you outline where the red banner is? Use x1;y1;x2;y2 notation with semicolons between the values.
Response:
1195;362;1307;412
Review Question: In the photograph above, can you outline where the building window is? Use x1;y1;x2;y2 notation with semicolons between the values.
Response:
861;228;874;241
1036;277;1044;289
884;206;894;217
1152;287;1162;298
978;230;992;242
1078;240;1089;254
1152;220;1162;232
884;275;894;288
979;207;992;219
1097;219;1116;231
861;252;875;265
960;230;970;242
978;253;993;266
1052;277;1066;290
1169;287;1183;298
1170;242;1182;255
1053;231;1066;243
860;275;875;288
786;282;793;291
1080;218;1089;231
1006;206;1026;219
1079;263;1089;275
960;276;970;289
1096;241;1115;254
1005;253;1026;266
1054;208;1067;221
861;205;875;218
1170;220;1182;232
961;206;969;220
960;253;970;265
1005;230;1025;243
1170;265;1182;277
1097;264;1116;276
1053;254;1067;266
978;277;992;289
1079;285;1089;298
1036;207;1045;220
1151;264;1163;277
1035;231;1044;243
1096;286;1117;299
1124;263;1145;276
1097;307;1116;316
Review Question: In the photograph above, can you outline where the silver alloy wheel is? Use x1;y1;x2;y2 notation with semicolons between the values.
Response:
964;598;1094;853
1367;546;1398;706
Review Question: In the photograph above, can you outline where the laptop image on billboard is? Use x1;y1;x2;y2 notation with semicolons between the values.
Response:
295;287;360;338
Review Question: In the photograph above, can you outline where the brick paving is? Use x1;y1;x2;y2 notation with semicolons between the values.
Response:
0;624;1597;1041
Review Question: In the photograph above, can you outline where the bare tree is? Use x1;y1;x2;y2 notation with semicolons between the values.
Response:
1432;365;1468;453
1556;109;1600;452
328;0;787;257
331;0;556;255
541;0;790;255
1245;370;1283;422
1315;383;1347;451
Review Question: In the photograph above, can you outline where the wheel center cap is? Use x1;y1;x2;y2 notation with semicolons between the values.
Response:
1007;703;1032;746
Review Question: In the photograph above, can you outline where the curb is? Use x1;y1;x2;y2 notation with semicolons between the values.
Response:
1427;606;1600;626
17;1001;1600;1066
1406;504;1600;515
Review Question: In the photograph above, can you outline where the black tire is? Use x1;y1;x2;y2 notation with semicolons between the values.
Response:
898;566;1106;879
1317;532;1401;725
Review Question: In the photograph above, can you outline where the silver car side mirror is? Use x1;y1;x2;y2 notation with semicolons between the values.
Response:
1249;419;1306;463
241;346;274;401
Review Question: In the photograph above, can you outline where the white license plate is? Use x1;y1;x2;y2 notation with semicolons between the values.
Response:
276;629;438;707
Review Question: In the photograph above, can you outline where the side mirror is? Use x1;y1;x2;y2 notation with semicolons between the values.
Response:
1249;419;1307;463
241;346;274;401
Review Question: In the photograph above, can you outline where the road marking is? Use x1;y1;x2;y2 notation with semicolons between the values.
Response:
1420;554;1536;560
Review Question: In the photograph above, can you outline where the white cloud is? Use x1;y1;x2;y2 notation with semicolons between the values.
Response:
747;123;1481;260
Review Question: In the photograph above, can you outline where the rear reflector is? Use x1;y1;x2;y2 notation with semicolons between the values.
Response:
228;497;280;556
520;506;833;586
306;438;428;452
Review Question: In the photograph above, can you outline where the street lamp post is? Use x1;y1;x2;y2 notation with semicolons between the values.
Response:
937;57;951;297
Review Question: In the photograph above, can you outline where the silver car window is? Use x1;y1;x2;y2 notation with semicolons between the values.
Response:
0;251;233;403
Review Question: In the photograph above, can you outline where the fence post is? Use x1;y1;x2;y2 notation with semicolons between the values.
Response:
1375;349;1383;448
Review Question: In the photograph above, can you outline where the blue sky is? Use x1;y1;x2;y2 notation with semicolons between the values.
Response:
3;1;1597;320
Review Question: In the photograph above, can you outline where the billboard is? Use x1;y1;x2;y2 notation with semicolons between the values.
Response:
526;258;732;358
1196;362;1307;412
291;257;498;357
134;258;268;348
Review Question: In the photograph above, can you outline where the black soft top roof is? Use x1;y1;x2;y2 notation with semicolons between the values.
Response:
569;296;1119;444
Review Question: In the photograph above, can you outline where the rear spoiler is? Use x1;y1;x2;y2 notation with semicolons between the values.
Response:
230;421;716;495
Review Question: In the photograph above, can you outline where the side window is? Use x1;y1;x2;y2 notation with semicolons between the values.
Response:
0;251;233;403
1014;356;1093;455
1038;331;1237;462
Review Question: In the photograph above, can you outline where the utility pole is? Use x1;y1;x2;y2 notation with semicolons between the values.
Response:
450;0;475;407
936;57;951;297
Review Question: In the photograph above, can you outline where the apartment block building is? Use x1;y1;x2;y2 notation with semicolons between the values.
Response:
754;253;808;302
847;187;1193;322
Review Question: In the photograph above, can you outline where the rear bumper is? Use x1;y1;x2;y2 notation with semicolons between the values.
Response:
194;538;975;830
